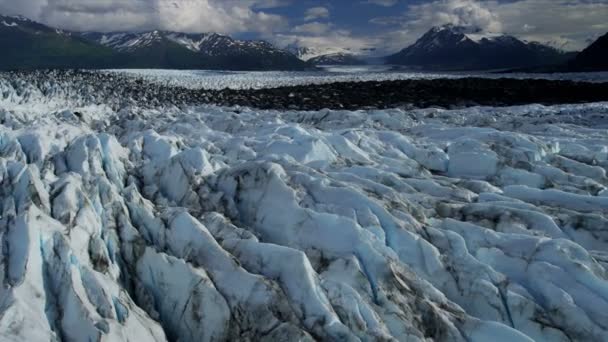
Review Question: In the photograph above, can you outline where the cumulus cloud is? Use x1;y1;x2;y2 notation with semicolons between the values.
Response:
292;22;332;35
406;0;502;33
367;0;502;52
0;0;288;33
303;6;330;21
491;0;608;50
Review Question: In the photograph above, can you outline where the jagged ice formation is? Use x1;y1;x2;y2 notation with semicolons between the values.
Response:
0;71;608;341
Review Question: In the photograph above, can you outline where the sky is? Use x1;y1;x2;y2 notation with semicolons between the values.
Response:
0;0;607;53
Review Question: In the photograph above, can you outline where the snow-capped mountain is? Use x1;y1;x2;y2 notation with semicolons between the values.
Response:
541;38;576;52
287;45;374;66
387;24;575;70
288;45;377;61
0;14;309;71
80;30;308;70
82;31;164;52
85;31;297;58
288;46;350;61
307;52;366;66
1;14;57;33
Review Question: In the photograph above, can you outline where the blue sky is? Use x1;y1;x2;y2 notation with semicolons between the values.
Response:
257;1;412;35
257;0;425;36
0;0;607;53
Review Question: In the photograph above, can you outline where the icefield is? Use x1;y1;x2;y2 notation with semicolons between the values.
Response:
107;68;608;90
1;73;608;342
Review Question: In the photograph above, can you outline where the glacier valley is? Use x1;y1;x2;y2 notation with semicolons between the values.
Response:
0;71;607;341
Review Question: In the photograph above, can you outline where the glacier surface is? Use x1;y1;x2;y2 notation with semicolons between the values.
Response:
106;68;608;90
0;73;608;341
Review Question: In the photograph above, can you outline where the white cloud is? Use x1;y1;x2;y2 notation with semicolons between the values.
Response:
303;6;329;21
367;0;502;52
292;22;332;35
0;0;289;33
251;0;292;9
490;0;608;50
0;0;46;19
405;0;502;33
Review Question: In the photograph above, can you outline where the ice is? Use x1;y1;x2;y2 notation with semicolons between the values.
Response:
447;139;499;179
136;248;231;342
106;68;608;90
0;71;607;341
504;185;608;212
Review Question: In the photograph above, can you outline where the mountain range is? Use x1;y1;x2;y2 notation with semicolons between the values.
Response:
288;46;370;65
386;25;577;71
0;14;606;72
0;15;308;71
307;53;367;66
80;31;308;70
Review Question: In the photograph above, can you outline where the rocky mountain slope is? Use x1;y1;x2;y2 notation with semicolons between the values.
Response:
569;32;608;71
0;15;121;70
0;70;608;341
387;25;575;70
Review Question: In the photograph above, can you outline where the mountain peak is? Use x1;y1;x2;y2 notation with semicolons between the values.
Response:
434;24;483;35
411;25;478;53
427;25;505;42
388;26;574;70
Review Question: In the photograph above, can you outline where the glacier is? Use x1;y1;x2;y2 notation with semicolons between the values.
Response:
106;68;608;90
0;71;607;341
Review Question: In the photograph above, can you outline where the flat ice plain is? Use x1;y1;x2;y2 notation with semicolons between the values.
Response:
107;66;608;90
0;69;608;341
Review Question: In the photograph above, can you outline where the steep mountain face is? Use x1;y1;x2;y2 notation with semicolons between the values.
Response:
387;25;574;70
82;31;309;70
569;32;608;71
0;15;121;70
307;53;366;66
